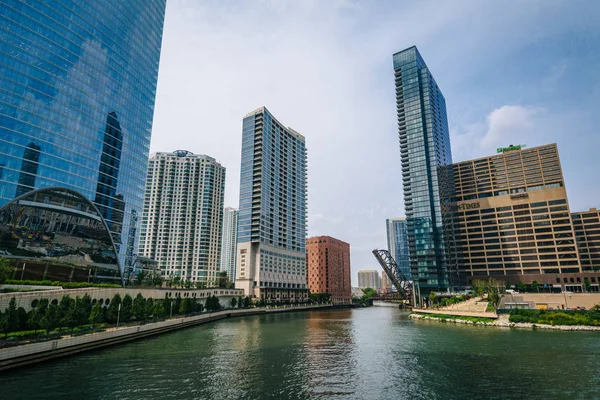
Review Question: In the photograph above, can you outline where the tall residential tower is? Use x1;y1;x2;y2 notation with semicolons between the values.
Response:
220;207;239;282
393;46;453;295
235;107;308;302
140;151;225;285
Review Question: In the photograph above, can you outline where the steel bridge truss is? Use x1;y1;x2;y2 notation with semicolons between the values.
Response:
372;249;413;304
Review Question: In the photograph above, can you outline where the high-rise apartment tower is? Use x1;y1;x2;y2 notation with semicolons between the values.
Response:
358;270;381;290
393;46;453;295
220;207;239;282
235;107;308;301
140;151;225;285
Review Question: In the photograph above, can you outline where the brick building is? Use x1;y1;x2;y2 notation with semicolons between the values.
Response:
307;236;352;304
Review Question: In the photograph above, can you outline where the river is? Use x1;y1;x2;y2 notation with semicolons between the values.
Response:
1;306;599;399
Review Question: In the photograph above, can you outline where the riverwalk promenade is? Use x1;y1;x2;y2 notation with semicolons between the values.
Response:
0;304;337;372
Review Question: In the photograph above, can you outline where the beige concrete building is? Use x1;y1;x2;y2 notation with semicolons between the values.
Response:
445;143;595;290
381;271;392;293
358;270;381;290
572;208;600;276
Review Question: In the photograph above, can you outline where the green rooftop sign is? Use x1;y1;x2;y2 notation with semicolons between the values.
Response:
497;144;526;153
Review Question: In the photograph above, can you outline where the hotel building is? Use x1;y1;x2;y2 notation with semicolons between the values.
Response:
445;143;595;290
572;208;600;286
234;107;308;301
307;236;352;304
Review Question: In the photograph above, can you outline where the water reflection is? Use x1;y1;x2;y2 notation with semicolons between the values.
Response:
0;187;120;282
0;308;599;400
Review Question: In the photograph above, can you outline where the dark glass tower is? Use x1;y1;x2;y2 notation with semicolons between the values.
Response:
386;218;411;280
0;0;167;275
393;46;453;295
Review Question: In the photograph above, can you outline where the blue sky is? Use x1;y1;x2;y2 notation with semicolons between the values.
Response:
151;0;600;285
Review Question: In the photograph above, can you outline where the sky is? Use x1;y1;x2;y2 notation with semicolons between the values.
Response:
151;0;600;286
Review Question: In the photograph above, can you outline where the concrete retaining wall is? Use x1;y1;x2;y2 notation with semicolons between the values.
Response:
0;304;335;372
0;287;244;312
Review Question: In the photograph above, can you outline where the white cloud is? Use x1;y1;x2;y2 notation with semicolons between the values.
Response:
481;105;543;149
152;1;600;285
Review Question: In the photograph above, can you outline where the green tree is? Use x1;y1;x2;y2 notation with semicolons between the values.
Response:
5;297;18;333
472;279;486;297
40;304;60;335
29;299;48;330
230;297;237;309
361;287;378;299
0;310;7;337
106;294;122;323
179;298;192;314
584;278;592;292
429;291;437;306
133;293;146;320
531;281;540;293
0;257;11;284
75;296;90;327
517;282;527;293
153;299;166;319
243;296;250;308
89;302;104;327
238;297;243;309
58;295;74;329
121;294;133;322
145;298;154;319
16;307;28;331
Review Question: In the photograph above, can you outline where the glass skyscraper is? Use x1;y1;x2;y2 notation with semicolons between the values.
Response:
235;107;308;302
393;46;453;295
386;217;411;280
0;0;167;279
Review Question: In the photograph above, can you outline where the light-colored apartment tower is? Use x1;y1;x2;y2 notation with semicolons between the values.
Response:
235;107;308;301
139;150;225;285
220;207;239;282
358;270;381;290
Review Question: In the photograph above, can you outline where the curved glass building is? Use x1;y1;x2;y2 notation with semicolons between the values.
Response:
0;188;121;283
0;0;167;279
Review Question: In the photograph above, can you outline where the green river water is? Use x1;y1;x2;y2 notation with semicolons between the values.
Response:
1;306;599;400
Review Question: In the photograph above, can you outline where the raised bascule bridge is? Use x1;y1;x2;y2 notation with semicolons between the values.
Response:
372;249;414;306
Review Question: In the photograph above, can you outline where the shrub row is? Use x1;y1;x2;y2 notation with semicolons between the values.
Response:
508;308;600;326
422;313;495;324
5;280;121;289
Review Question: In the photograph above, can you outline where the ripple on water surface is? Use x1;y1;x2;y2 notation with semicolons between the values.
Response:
1;308;600;400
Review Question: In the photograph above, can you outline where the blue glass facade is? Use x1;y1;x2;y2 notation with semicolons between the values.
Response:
0;0;166;276
386;218;411;280
393;46;453;293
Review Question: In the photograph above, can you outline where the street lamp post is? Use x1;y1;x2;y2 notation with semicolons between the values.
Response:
170;301;173;318
117;303;121;327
